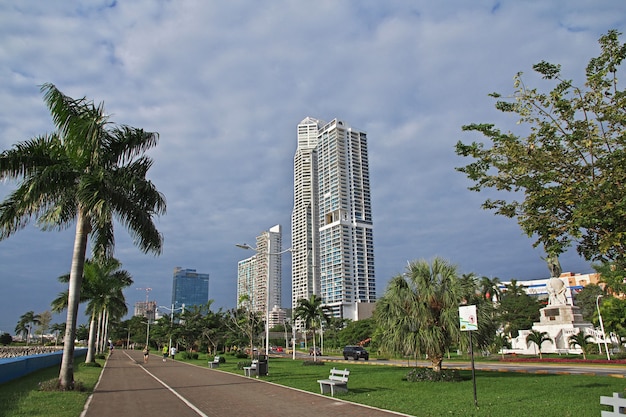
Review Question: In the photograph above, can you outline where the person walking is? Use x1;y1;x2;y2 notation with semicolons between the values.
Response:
162;345;168;362
169;346;176;360
143;346;149;363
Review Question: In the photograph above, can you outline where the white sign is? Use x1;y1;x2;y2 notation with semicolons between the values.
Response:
459;305;478;331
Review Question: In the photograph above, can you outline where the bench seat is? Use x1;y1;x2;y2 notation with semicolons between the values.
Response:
209;356;221;369
317;368;349;396
243;360;258;377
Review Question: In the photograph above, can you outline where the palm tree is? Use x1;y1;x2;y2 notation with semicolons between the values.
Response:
568;331;594;360
15;311;41;345
526;330;552;359
52;258;132;362
375;257;462;372
0;84;165;388
479;276;502;302
50;323;65;346
294;294;330;361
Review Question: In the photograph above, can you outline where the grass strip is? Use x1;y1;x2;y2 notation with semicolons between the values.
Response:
187;354;625;417
0;357;103;417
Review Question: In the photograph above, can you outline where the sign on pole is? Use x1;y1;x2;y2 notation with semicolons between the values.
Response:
459;305;479;408
459;305;478;331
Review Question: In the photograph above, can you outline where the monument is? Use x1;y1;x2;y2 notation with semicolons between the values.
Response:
510;276;598;354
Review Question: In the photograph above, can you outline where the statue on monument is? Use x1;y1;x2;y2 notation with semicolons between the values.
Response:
546;277;568;306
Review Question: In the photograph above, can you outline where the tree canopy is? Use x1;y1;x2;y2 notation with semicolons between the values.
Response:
455;30;626;276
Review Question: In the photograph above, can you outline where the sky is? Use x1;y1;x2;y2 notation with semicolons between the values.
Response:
1;1;624;334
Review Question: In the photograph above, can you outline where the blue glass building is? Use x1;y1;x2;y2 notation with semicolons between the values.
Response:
171;267;210;309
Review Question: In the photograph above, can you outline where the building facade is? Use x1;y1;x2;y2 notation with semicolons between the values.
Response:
171;267;210;309
236;225;284;327
292;117;376;320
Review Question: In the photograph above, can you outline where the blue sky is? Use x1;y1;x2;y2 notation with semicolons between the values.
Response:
1;1;624;334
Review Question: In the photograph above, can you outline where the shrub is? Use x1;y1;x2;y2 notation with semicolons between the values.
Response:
38;378;86;392
81;362;102;368
302;360;325;366
405;367;462;382
237;360;252;370
181;351;199;360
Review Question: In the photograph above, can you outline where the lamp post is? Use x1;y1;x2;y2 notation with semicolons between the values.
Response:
158;303;185;352
596;295;611;360
236;242;292;357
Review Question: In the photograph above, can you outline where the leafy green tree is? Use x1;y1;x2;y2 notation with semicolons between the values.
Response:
526;330;552;359
375;257;463;372
0;84;165;388
15;311;41;345
294;294;331;361
0;333;12;345
573;284;604;322
35;311;52;344
568;330;594;359
455;30;626;269
598;296;626;338
499;280;541;338
50;323;65;346
337;318;375;347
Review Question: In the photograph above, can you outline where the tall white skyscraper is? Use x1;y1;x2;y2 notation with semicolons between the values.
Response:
237;225;283;326
292;117;375;320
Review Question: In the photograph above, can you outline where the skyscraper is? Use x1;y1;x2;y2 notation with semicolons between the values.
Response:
236;225;283;327
171;267;210;309
292;117;375;320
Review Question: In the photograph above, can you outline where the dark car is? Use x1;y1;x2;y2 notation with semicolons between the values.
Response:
343;345;369;360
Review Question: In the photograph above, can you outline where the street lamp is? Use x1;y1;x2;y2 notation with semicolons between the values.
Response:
236;242;293;357
158;303;185;352
596;295;611;360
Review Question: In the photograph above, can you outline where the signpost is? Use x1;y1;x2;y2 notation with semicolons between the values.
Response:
459;305;478;408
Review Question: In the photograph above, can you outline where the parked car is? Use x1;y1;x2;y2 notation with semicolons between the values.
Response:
343;345;369;360
309;347;322;356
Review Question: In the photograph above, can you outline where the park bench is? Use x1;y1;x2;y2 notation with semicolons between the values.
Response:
243;360;258;377
601;392;626;417
209;356;221;368
317;367;350;396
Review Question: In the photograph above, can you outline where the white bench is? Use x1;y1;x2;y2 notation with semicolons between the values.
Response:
209;356;221;368
317;368;350;396
243;360;258;377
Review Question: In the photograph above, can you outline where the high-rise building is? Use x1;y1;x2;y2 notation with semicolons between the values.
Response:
171;267;210;309
236;225;284;327
134;300;157;321
292;117;376;320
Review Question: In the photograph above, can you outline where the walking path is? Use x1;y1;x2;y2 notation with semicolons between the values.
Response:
81;350;410;417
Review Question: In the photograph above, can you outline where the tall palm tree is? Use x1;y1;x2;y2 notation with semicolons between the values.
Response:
526;330;552;359
50;323;65;346
479;276;502;302
568;331;594;360
294;294;330;361
375;257;463;372
0;84;165;388
15;311;41;345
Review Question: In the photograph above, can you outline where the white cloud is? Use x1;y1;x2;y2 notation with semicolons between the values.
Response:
0;0;624;332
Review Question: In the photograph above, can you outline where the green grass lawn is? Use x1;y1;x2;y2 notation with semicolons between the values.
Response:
1;352;624;417
0;358;103;417
187;354;625;417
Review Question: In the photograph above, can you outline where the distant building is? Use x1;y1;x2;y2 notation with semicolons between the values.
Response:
134;300;157;321
171;267;210;309
236;225;285;327
501;272;601;305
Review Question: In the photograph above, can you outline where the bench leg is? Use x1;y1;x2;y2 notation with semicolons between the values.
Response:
319;383;331;395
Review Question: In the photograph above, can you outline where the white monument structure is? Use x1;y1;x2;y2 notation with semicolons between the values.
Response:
510;277;598;355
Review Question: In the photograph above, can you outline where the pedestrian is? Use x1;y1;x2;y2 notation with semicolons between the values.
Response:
170;346;176;360
162;345;168;362
143;346;149;363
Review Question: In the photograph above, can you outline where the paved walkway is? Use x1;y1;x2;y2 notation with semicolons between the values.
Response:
81;350;410;417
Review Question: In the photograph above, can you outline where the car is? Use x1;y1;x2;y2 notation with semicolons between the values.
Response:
343;345;369;360
309;347;322;356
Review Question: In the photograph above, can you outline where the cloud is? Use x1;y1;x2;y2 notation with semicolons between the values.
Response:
0;0;624;332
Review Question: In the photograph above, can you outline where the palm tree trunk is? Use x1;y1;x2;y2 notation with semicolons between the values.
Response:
58;211;89;389
85;314;97;363
96;310;103;354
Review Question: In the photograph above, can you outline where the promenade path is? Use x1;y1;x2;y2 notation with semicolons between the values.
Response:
81;349;410;417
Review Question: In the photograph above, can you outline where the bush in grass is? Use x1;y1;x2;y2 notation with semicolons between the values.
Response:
302;360;325;366
38;378;86;392
81;361;101;368
405;367;462;382
181;351;199;360
237;360;253;370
